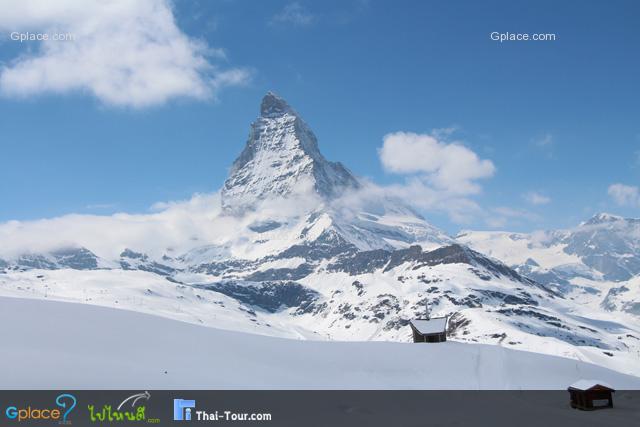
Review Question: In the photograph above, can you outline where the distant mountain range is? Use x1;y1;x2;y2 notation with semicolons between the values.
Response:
1;93;638;377
459;212;640;316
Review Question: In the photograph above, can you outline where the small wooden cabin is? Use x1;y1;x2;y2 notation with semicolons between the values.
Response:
568;380;615;410
409;317;447;343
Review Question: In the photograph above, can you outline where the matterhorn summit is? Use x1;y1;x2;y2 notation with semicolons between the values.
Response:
217;92;451;252
221;92;360;213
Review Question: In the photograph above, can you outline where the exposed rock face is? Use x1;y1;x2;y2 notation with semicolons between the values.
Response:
5;247;99;271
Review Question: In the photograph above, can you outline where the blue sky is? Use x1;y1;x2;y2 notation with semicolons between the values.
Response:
0;0;638;234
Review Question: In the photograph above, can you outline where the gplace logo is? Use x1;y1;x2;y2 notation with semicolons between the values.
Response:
5;393;77;423
173;399;196;421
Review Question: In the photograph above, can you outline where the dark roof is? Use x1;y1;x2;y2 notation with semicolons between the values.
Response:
410;317;447;335
568;380;615;391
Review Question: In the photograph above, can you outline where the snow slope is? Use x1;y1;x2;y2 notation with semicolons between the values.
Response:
1;296;638;390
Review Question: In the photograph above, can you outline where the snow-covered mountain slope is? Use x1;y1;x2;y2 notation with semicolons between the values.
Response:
2;242;639;377
0;93;638;382
565;213;640;281
601;276;640;316
3;297;639;390
0;268;317;339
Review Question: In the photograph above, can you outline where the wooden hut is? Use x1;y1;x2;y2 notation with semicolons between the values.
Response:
409;317;447;343
568;380;615;410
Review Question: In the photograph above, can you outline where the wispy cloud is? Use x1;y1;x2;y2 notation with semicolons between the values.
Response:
633;149;640;168
608;183;640;207
270;2;314;27
85;203;117;210
492;206;540;221
523;191;551;206
335;178;485;225
0;0;250;108
534;133;553;148
529;132;557;160
484;207;541;229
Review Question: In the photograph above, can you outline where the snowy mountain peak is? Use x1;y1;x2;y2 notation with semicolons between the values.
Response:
221;92;360;213
260;91;295;118
583;212;626;226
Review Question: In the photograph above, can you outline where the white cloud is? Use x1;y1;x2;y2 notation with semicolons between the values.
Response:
534;133;553;147
0;0;250;107
270;2;314;27
608;183;640;207
492;206;540;221
524;191;551;205
378;131;495;195
375;131;544;227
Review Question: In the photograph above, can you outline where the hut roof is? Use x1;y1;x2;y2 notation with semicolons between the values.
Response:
568;380;615;391
410;317;447;335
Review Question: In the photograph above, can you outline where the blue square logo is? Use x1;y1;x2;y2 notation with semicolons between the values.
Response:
173;399;196;421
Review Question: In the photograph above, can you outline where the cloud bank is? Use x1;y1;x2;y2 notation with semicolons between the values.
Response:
0;0;250;107
0;193;226;260
0;191;327;261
